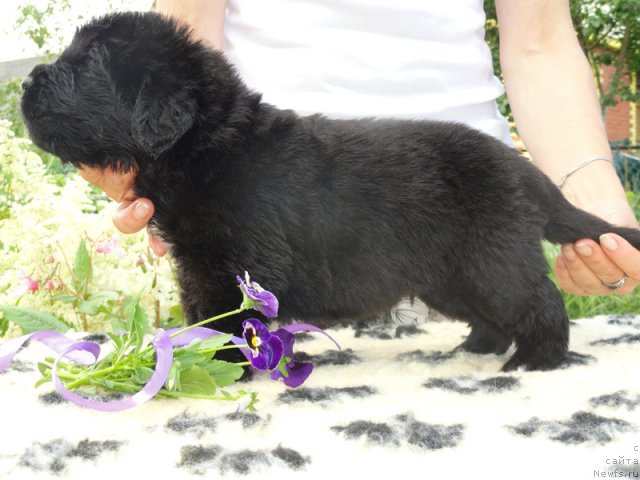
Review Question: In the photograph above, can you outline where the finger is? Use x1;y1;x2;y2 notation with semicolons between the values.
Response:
599;233;640;280
112;199;154;234
598;233;640;294
554;254;589;296
77;165;137;202
573;238;627;287
149;231;168;257
560;243;613;295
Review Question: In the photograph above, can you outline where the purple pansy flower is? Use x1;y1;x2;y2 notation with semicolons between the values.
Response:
242;318;284;370
270;328;313;388
237;272;279;318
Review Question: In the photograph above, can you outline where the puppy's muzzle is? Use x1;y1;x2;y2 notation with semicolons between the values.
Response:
21;75;33;91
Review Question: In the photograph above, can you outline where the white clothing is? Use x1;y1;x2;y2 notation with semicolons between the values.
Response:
223;0;512;144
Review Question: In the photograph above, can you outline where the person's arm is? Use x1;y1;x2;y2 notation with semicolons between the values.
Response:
496;0;639;295
156;0;227;49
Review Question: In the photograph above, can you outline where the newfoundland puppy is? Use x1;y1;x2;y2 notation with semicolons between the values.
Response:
20;12;640;371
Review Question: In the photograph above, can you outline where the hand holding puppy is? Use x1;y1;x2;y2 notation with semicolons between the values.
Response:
77;166;168;257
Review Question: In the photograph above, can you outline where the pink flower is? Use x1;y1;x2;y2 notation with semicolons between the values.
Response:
11;270;39;296
43;278;62;290
96;235;126;259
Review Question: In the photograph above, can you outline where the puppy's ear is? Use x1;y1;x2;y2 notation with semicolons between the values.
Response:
131;76;197;158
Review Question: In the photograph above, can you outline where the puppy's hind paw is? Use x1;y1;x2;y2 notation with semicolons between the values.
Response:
501;349;566;372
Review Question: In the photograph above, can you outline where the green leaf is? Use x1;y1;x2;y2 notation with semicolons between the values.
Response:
0;305;70;333
77;290;119;315
51;295;77;304
172;349;208;368
121;296;138;326
180;365;217;395
0;314;7;336
111;318;126;332
182;333;233;352
72;239;92;294
203;360;244;388
134;366;154;384
37;362;51;377
168;304;184;325
130;303;149;353
165;364;181;391
276;356;291;378
107;332;124;351
35;377;51;388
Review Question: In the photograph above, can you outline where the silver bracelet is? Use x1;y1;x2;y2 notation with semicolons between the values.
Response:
557;157;612;188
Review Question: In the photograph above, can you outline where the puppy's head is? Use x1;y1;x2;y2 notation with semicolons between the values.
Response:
21;11;232;171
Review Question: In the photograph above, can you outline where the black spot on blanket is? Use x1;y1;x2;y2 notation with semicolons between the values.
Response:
396;414;464;450
69;439;121;460
332;414;464;450
394;324;426;338
166;411;217;438
396;349;456;364
39;391;65;405
423;378;477;394
508;411;633;444
271;446;310;470
354;325;393;340
591;391;640;411
331;421;396;445
294;348;360;366
177;444;222;474
591;334;640;346
290;332;314;343
177;444;309;475
18;438;123;474
219;450;271;475
278;385;376;404
608;315;640;329
0;359;33;375
226;411;265;429
81;333;110;344
423;376;520;394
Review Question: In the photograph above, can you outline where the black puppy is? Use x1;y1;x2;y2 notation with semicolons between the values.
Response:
21;12;640;371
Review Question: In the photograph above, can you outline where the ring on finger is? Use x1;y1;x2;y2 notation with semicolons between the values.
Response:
602;274;629;290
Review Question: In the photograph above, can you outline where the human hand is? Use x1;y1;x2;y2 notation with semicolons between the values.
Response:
77;166;168;256
555;200;639;296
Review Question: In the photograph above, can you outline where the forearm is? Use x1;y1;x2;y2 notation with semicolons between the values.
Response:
156;0;227;50
496;0;631;224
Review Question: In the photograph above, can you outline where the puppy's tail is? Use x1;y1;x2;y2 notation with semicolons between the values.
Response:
540;173;640;249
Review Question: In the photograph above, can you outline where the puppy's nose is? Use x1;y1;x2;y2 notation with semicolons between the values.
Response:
21;75;33;91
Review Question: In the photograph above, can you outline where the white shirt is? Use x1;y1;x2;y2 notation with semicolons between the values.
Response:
224;0;512;144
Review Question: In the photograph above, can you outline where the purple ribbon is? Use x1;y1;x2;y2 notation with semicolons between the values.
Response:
279;323;341;350
51;330;173;412
0;330;95;371
0;329;173;412
0;323;340;411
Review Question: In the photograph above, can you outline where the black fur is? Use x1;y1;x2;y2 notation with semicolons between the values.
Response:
21;12;640;371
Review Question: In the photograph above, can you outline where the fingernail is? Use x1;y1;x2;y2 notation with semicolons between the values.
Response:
574;242;593;257
600;234;618;252
561;245;577;261
133;201;150;220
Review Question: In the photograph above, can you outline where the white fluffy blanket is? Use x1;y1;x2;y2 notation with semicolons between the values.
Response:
2;309;640;479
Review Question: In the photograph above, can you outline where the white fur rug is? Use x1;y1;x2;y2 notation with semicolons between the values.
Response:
2;311;640;480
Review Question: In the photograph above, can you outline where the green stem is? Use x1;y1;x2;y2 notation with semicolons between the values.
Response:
199;344;249;357
64;364;133;390
137;307;247;358
157;390;239;401
170;307;246;338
